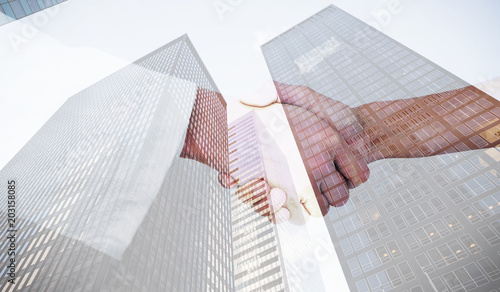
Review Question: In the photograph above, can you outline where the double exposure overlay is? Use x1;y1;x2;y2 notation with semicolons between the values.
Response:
1;3;499;292
229;112;290;292
262;5;500;292
0;35;233;291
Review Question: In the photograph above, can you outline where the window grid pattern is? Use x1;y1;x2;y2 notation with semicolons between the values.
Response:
0;0;66;26
228;112;287;292
262;5;500;292
0;35;233;291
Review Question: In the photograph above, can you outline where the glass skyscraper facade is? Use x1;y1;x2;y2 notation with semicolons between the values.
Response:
0;35;233;291
229;111;289;292
228;110;345;292
262;5;500;292
0;0;65;26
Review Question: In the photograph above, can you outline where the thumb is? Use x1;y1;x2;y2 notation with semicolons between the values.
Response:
239;80;279;108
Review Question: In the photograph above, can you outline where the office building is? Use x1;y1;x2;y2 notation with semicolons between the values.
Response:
0;0;66;26
228;111;289;292
228;110;345;292
262;5;500;292
0;35;233;291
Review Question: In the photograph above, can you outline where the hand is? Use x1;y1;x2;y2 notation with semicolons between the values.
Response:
281;103;370;215
218;105;324;225
241;82;371;216
178;85;299;225
225;102;367;223
232;175;323;225
233;178;291;224
233;77;500;222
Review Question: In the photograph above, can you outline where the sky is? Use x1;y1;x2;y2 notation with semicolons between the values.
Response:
1;0;500;169
0;1;499;290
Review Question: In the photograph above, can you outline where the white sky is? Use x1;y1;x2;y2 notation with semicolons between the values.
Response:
0;1;499;290
0;0;499;169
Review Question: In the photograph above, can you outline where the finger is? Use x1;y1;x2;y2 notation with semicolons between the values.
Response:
287;105;353;210
325;125;370;188
274;82;342;119
297;112;352;206
239;80;280;108
253;187;287;218
316;160;350;208
317;194;330;215
274;81;325;111
268;188;287;212
333;148;370;189
236;178;271;205
218;172;238;189
269;207;290;224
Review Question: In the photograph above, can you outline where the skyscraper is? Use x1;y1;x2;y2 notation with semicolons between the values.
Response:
0;35;233;291
262;5;500;292
228;111;289;292
228;110;347;292
0;0;65;26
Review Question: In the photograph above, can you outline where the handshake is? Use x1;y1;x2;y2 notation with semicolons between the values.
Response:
184;80;500;224
220;81;371;225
